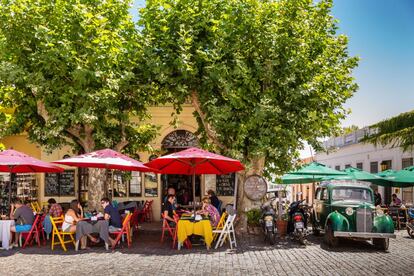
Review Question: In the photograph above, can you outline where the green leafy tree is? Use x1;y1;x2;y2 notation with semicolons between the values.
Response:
140;0;358;225
363;110;414;151
0;0;158;210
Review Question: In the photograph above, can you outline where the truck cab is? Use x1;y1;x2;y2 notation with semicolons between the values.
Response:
312;181;395;250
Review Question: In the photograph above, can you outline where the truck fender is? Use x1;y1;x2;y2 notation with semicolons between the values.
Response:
373;214;395;233
325;211;350;232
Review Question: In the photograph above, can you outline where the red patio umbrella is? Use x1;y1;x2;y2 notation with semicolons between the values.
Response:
53;149;157;198
145;147;245;213
0;149;64;207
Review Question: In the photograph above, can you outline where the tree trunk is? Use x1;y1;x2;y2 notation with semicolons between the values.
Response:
87;168;106;211
236;157;266;233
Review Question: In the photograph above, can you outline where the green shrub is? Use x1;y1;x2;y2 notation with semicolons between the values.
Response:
246;208;261;226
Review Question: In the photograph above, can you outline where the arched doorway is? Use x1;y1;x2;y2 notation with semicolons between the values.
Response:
161;130;200;205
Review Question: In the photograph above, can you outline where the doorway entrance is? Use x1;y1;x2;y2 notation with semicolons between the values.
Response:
160;130;200;205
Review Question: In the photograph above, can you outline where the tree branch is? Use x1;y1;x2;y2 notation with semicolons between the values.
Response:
190;90;227;150
114;123;129;151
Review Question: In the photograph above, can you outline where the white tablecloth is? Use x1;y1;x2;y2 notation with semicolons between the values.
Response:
0;220;15;250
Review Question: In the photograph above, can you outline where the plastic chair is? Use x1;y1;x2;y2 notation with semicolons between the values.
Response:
20;215;41;248
30;201;41;213
111;213;133;249
213;214;237;249
130;210;140;240
137;201;150;223
213;212;227;241
50;215;76;251
161;213;175;245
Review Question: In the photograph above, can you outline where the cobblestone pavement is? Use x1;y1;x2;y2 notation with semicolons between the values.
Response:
0;228;413;276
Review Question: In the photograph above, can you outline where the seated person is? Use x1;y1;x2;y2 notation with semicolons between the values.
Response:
162;195;176;226
62;199;97;249
10;199;34;246
101;197;121;248
391;193;402;206
198;197;220;227
207;190;220;211
47;198;63;218
101;198;122;231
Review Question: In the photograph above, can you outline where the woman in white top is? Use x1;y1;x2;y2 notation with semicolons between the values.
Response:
62;199;98;249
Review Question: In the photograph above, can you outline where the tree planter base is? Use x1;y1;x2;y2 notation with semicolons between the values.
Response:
276;220;288;237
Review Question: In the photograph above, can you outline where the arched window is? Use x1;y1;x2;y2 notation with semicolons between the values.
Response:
161;130;199;150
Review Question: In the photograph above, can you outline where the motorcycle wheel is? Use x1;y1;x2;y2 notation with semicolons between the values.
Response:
267;231;275;245
407;227;414;238
298;233;306;245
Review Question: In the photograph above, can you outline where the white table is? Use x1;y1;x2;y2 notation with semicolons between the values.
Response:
0;220;15;250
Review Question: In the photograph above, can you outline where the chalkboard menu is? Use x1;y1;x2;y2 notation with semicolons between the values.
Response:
216;173;235;196
45;170;75;196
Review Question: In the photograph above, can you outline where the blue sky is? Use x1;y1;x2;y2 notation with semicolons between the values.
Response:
131;0;414;128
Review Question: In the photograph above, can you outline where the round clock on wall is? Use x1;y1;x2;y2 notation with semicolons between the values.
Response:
243;174;267;201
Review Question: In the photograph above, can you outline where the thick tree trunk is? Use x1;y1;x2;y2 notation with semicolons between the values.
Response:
87;168;106;211
236;157;266;233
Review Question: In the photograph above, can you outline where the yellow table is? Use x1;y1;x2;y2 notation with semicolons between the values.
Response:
177;218;213;250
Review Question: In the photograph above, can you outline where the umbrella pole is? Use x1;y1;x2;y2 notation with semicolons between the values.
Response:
192;173;196;215
9;172;12;209
111;169;114;200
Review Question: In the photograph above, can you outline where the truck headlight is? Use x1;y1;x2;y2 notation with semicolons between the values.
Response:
376;208;384;217
345;207;354;216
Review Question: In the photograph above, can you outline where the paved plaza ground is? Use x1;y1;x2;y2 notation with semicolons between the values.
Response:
0;225;413;276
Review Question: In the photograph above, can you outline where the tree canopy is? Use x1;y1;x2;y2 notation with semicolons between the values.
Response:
363;110;414;151
0;0;158;154
140;0;359;175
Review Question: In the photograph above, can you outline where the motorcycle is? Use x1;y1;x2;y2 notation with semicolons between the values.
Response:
287;199;309;245
260;197;277;245
407;207;414;238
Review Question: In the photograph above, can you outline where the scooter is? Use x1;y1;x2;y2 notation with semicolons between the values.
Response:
407;207;414;238
260;197;277;245
287;199;309;245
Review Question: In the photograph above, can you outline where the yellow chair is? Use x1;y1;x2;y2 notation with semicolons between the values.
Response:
213;212;227;241
30;201;41;213
50;215;75;251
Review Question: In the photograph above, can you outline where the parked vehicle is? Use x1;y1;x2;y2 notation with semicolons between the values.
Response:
312;181;396;251
260;197;277;245
407;207;414;238
287;199;310;245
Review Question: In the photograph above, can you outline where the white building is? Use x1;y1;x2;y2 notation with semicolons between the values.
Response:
315;127;414;205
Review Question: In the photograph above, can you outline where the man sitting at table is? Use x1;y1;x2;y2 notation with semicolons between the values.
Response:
163;195;176;226
47;198;63;218
10;199;34;247
101;198;122;231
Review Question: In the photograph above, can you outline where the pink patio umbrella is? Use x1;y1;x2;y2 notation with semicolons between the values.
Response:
144;147;245;213
53;149;157;198
0;149;64;206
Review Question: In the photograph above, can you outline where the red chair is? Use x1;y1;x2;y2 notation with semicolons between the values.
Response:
137;201;149;223
110;213;132;249
145;200;154;222
38;214;47;245
20;215;41;248
172;214;191;249
160;213;175;246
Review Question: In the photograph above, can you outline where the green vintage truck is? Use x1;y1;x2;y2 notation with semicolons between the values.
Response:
312;181;395;250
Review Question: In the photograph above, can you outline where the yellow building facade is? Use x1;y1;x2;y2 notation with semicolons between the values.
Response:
0;104;236;221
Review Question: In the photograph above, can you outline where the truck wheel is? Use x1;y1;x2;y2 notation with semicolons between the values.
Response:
373;238;389;251
407;228;414;238
324;222;338;247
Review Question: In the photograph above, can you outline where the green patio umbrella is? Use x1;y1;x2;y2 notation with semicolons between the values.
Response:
323;167;389;185
376;169;414;187
281;173;325;184
281;162;347;184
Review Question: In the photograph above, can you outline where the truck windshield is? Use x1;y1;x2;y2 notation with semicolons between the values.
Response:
331;187;372;202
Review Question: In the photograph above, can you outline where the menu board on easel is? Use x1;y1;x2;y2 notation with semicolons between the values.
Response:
45;170;75;196
216;173;235;196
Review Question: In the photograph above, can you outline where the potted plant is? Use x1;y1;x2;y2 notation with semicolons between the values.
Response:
246;208;262;235
276;202;289;237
